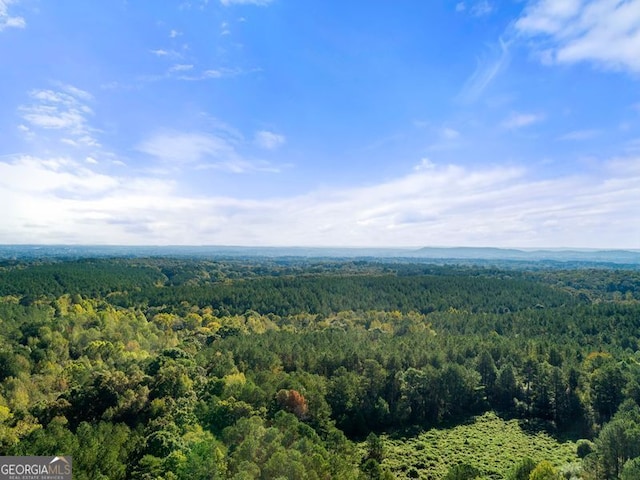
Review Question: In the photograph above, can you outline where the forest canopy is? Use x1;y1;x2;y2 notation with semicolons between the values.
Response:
1;256;640;479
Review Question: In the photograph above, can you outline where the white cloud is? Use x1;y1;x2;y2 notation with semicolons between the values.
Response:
23;107;85;130
501;112;545;129
471;1;494;17
0;156;117;195
516;0;640;73
169;29;181;38
202;69;226;78
0;0;25;31
168;63;194;73
255;130;285;150
220;0;273;6
414;158;436;171
0;155;190;244
456;3;466;13
18;85;100;148
0;154;639;247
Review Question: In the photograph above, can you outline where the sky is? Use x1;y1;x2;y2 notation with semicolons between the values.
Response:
1;0;639;248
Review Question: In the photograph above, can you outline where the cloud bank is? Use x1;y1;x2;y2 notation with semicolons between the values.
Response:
1;154;638;248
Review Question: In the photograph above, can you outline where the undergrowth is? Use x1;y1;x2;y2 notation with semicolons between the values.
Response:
374;412;579;479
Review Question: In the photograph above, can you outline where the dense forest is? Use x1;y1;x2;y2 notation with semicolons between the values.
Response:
1;257;640;479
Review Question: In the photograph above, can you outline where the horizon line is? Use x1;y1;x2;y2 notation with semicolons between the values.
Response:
1;244;639;252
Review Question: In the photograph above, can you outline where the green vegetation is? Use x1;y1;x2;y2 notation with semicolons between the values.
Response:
380;412;576;479
0;256;639;478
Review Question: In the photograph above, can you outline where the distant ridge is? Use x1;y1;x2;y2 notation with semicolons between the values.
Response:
0;245;639;265
414;246;640;263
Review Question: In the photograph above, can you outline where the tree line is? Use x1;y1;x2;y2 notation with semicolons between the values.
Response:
1;258;640;478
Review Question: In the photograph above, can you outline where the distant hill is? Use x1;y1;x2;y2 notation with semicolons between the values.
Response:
0;244;639;265
414;246;640;263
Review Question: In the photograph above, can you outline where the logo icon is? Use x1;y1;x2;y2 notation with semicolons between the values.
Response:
0;456;72;480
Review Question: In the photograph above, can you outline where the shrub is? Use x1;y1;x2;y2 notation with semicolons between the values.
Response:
575;439;594;459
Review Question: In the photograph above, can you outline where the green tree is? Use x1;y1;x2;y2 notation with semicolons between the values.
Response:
591;363;626;422
507;457;536;480
327;367;365;435
476;350;498;393
528;460;561;480
494;364;518;412
178;434;226;479
621;457;640;480
262;449;306;479
596;418;640;479
364;432;384;464
439;364;482;419
397;367;439;424
73;422;135;480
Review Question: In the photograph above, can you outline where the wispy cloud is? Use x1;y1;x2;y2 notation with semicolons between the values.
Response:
455;1;494;17
426;127;463;152
501;112;545;129
0;0;25;31
558;129;601;141
220;0;273;6
168;63;194;73
471;1;494;17
140;65;242;83
255;130;285;150
18;85;100;147
516;0;640;73
441;127;461;140
150;49;182;58
457;37;510;103
176;67;243;80
137;131;237;165
414;158;436;171
137;130;280;173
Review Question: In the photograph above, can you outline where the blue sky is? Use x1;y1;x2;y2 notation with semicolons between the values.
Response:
1;0;639;247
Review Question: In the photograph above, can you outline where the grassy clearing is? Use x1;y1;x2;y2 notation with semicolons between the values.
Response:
376;412;579;479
